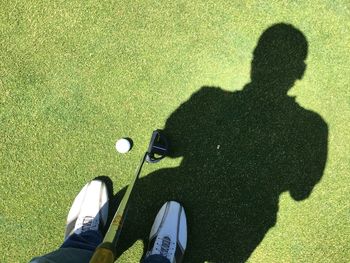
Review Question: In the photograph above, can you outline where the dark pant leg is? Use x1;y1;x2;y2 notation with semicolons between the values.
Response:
61;230;103;251
142;254;171;263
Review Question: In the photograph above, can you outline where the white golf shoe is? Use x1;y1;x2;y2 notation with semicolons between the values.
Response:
64;179;109;239
145;201;187;263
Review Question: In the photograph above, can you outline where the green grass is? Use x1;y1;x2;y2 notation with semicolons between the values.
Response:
1;1;349;262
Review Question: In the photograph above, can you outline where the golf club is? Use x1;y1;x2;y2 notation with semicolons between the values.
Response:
89;129;169;263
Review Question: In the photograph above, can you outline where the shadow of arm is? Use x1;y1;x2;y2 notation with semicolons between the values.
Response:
290;116;328;201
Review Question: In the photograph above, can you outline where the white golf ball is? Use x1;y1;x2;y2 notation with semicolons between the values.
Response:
115;138;131;153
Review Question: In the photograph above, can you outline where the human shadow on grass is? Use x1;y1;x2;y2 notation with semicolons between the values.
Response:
113;23;328;262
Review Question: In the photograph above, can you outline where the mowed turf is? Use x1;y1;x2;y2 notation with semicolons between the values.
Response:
0;1;349;262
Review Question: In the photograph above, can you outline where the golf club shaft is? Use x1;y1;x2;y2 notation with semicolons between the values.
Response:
105;152;147;244
89;152;147;263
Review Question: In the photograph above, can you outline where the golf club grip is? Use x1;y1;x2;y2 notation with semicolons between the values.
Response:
89;242;116;263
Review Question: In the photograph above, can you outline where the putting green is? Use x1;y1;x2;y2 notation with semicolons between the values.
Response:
0;1;349;262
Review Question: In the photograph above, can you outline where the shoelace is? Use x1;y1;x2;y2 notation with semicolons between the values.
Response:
81;216;96;231
160;236;171;257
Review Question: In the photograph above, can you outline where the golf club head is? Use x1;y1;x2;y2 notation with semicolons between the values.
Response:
146;130;169;163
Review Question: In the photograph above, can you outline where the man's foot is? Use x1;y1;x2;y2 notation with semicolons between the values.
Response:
145;201;187;263
64;179;109;239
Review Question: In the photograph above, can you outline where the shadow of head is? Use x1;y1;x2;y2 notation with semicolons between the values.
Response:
251;23;308;94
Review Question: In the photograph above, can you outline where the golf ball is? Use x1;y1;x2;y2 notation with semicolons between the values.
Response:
115;138;132;153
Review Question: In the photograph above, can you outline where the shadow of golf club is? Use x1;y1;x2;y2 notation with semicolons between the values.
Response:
113;23;328;262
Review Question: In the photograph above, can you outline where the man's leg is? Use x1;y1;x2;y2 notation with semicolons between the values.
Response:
142;201;187;263
60;230;103;251
30;178;110;263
